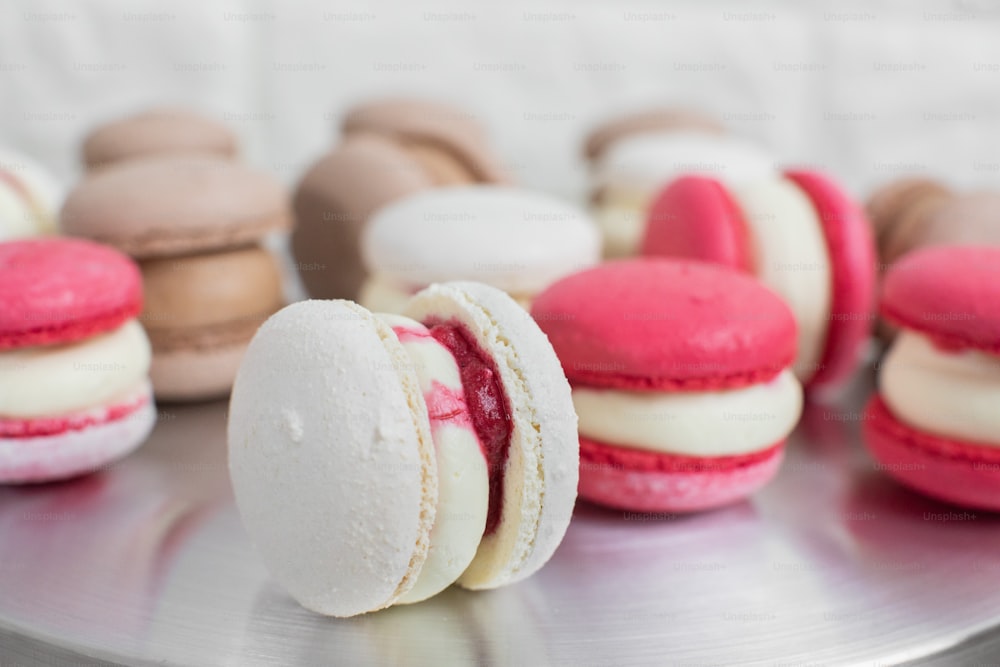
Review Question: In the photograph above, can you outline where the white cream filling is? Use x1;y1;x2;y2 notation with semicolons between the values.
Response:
731;180;833;382
378;314;489;604
362;275;533;315
881;332;1000;446
0;320;151;418
573;370;802;456
594;188;649;258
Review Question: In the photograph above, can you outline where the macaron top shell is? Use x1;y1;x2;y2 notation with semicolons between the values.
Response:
342;98;507;183
228;300;437;617
584;108;726;162
0;238;142;351
362;186;600;293
82;108;238;168
531;259;797;391
881;245;1000;355
61;155;290;258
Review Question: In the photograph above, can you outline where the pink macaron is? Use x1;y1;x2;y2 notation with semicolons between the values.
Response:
863;246;1000;510
641;170;876;393
0;238;155;483
531;259;803;512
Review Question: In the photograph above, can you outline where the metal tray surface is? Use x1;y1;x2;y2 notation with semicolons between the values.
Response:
1;373;999;666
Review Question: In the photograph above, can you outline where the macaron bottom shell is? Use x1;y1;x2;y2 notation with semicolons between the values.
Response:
863;396;1000;511
0;387;155;484
578;436;784;512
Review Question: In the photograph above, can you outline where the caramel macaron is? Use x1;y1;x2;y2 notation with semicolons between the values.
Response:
61;154;291;401
82;108;238;170
291;98;509;301
583;107;726;163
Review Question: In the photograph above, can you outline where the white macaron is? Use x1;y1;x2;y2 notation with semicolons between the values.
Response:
0;149;62;240
228;281;578;617
359;185;601;313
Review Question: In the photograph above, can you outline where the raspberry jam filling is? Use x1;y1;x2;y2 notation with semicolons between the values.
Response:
0;392;149;438
426;320;513;536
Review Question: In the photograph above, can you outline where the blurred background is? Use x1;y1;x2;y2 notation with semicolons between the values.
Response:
2;0;999;200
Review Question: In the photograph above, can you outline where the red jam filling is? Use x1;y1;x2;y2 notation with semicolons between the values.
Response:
426;320;513;536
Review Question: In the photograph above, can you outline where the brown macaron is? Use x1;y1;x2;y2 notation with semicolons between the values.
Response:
583;108;726;163
140;246;284;401
82;108;238;170
61;155;290;259
291;98;509;301
865;178;953;269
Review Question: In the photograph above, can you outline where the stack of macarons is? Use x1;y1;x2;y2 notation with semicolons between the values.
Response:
583;108;775;258
229;282;578;616
641;169;876;394
0;149;61;240
532;259;803;512
62;115;291;401
0;238;155;483
359;186;601;313
81;107;238;171
863;246;1000;511
292;98;509;301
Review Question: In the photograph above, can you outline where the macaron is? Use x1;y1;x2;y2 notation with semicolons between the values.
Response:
0;238;155;483
641;170;876;393
0;149;62;240
82;107;238;170
531;259;803;512
863;246;1000;511
867;178;1000;271
291;98;509;301
583;110;772;259
359;186;601;313
61;155;291;401
228;282;578;616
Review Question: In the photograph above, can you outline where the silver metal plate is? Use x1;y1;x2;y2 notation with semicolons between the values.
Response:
1;372;999;666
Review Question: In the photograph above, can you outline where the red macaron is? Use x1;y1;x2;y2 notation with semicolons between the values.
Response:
0;238;155;483
532;259;803;512
641;169;876;393
863;246;1000;510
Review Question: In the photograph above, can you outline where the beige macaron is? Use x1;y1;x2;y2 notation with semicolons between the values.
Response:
291;98;510;301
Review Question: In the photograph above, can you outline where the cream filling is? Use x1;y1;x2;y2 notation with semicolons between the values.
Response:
731;180;833;382
881;332;1000;446
363;275;533;314
0;320;151;418
573;370;802;456
378;314;489;604
594;187;650;258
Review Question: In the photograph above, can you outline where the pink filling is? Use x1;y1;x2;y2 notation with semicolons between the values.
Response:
394;321;513;536
0;392;149;438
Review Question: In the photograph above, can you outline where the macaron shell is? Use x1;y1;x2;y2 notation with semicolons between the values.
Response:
880;245;1000;355
404;281;578;590
291;135;432;300
228;300;437;617
785;169;876;391
641;175;754;272
342;98;508;184
578;436;784;512
0;389;155;484
0;238;143;351
82;108;238;169
583;108;726;162
863;395;1000;511
919;192;1000;250
530;259;797;391
149;339;250;402
61;155;290;259
865;178;951;253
